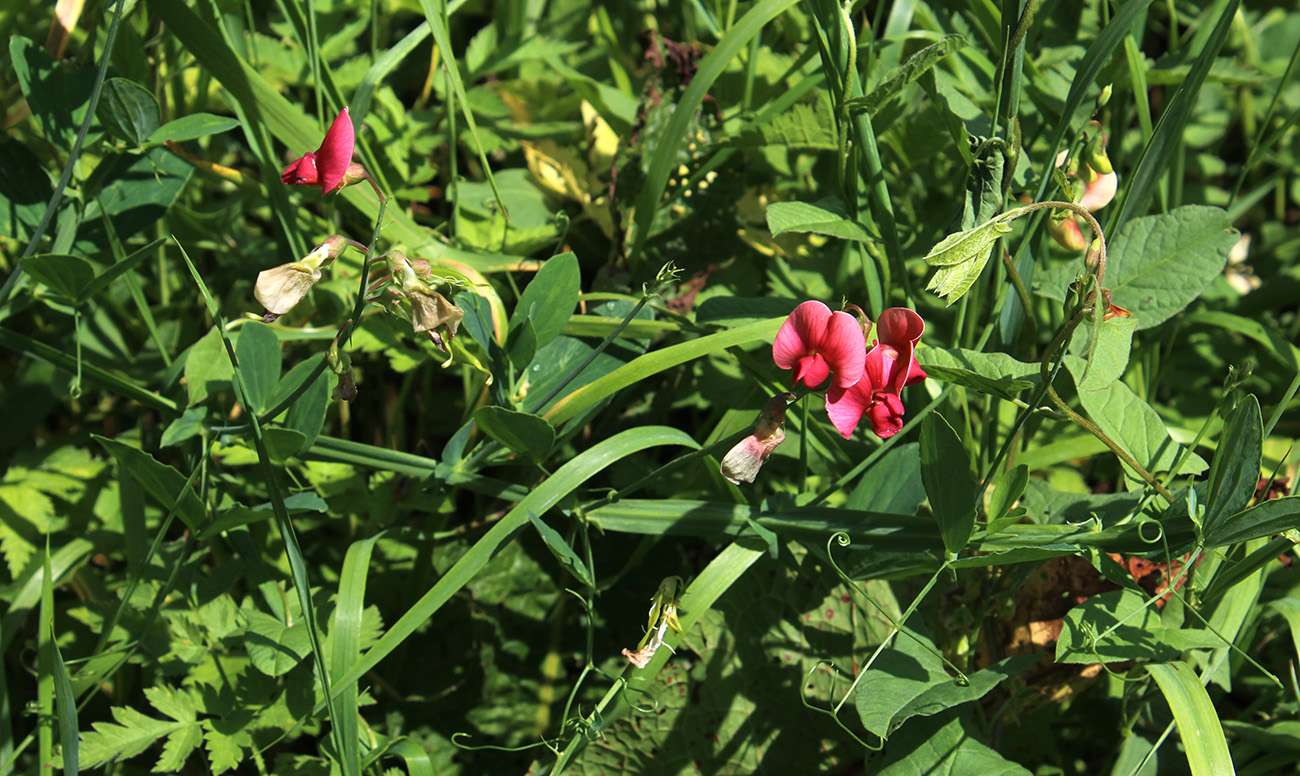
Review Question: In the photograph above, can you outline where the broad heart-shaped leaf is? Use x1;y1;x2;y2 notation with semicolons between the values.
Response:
916;345;1039;401
527;512;594;588
848;34;969;118
18;254;95;303
474;406;555;461
147;112;240;144
509;251;579;350
1200;395;1262;543
234;322;281;415
9;36;95;151
96;77;161;146
876;709;1032;776
920;413;978;555
854;630;1037;740
243;611;311;676
766;196;875;241
1035;206;1237;330
94;436;204;530
1065;356;1207;487
1203;496;1300;549
1057;590;1223;664
1076;313;1137;391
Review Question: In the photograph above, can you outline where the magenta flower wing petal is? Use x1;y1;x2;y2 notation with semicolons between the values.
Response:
822;311;867;387
315;107;356;193
773;300;830;370
825;379;873;439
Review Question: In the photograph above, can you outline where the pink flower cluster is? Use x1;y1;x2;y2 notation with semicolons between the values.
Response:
774;301;926;439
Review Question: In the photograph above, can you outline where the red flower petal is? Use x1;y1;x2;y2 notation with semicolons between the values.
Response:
867;393;906;438
825;378;873;439
791;353;831;390
315;107;355;194
281;153;319;186
773;301;830;371
821;310;866;388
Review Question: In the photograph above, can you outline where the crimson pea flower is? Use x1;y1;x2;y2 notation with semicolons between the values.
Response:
826;307;927;439
773;301;866;390
282;107;356;194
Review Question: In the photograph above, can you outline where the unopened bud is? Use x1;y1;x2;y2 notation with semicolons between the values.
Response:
1085;238;1104;269
720;395;791;485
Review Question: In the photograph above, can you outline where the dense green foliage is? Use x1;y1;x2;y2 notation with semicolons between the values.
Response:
1;0;1299;774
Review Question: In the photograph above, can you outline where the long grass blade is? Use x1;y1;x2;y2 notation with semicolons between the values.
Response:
1146;662;1235;776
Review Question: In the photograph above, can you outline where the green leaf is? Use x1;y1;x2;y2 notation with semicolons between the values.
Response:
847;34;969;117
1066;356;1208;485
920;413;978;555
545;317;783;427
1037;207;1237;330
1057;590;1222;664
528;512;594;588
731;93;837;150
924;216;1014;267
77;145;192;254
199;492;327;541
923;216;1014;305
282;359;331;451
509;252;579;349
877;709;1032;775
508;318;539;372
244;611;312;676
51;622;78;776
96;77;161;145
147;112;241;143
1200;395;1262;543
160;406;206;448
9;36;95;151
79;705;190;769
95;436;204;530
1146;662;1235;776
987;464;1029;523
846;442;926;515
184;327;234;406
916;345;1039;401
1077;313;1137;391
473;406;555;461
18;254;95;303
234;322;281;415
0;134;54;242
855;631;1037;739
766;197;875;241
1203;496;1300;549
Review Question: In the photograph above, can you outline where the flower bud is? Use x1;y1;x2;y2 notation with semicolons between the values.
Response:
720;395;790;485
